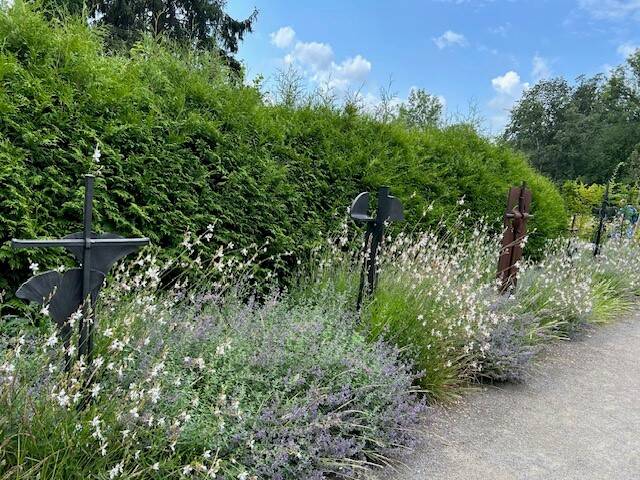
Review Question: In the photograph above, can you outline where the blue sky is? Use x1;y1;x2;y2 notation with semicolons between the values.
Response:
226;0;640;134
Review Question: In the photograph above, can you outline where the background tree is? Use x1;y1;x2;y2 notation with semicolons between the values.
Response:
43;0;257;71
504;50;640;184
398;88;443;129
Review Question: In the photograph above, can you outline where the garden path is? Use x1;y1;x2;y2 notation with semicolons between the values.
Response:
373;314;640;480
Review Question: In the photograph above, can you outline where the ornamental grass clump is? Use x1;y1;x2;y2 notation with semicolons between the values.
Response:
0;238;424;479
587;239;640;320
302;213;552;398
514;237;640;333
513;242;595;333
360;216;529;400
328;214;640;399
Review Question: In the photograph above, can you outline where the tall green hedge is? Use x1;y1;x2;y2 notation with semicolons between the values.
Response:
0;3;567;305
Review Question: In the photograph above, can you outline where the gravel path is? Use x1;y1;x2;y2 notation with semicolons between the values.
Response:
372;315;640;480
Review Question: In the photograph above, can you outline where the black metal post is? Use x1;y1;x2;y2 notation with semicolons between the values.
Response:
356;224;373;311
351;186;404;311
366;187;390;295
567;213;577;258
619;209;625;243
79;174;94;362
593;182;609;257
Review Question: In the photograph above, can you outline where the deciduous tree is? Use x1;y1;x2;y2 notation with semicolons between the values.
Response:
504;51;640;183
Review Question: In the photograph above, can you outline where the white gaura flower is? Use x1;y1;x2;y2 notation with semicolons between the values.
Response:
90;382;101;398
53;389;70;407
109;461;123;479
92;356;104;369
148;385;161;403
45;333;58;347
29;262;39;273
93;143;101;164
216;339;231;356
68;310;82;329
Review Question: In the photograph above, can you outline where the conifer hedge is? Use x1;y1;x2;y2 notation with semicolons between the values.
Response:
0;3;567;306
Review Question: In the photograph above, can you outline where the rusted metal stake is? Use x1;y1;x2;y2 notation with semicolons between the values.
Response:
497;182;533;294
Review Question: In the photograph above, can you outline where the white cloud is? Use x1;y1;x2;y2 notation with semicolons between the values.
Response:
270;26;296;49
324;55;372;88
288;41;334;71
433;30;468;49
477;44;499;55
532;54;551;81
491;71;525;95
489;23;511;36
578;0;640;20
489;70;529;132
282;39;372;91
617;42;639;58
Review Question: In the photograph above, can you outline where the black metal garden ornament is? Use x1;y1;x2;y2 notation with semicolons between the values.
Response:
566;214;579;259
593;182;616;256
12;174;149;369
350;186;404;310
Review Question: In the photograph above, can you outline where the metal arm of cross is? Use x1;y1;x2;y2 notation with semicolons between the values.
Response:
12;174;150;369
349;186;404;311
12;238;150;248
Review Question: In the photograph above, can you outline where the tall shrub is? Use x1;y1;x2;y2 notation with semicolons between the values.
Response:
0;3;567;306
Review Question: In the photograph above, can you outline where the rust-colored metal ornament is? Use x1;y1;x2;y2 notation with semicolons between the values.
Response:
497;183;532;294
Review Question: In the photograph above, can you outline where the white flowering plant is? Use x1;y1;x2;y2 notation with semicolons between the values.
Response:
307;212;640;400
0;232;423;479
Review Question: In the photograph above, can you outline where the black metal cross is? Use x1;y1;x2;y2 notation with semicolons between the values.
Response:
593;182;616;257
12;174;149;367
349;186;404;310
566;214;579;258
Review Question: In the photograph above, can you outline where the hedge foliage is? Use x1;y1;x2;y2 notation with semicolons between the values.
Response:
0;3;567;304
